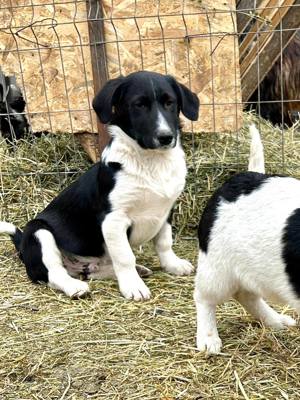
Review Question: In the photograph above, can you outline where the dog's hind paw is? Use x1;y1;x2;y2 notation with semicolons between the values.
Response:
162;256;194;276
64;279;90;298
264;313;297;329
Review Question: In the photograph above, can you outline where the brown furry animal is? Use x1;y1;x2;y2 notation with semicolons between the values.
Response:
248;31;300;126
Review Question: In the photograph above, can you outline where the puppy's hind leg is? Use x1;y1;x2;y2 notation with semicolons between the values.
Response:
87;263;152;280
23;224;89;298
235;290;296;329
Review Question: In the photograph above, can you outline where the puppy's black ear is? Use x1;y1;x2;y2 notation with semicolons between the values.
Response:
92;76;125;124
167;76;200;121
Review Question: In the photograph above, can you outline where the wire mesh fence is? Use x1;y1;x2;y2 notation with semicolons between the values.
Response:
1;3;300;398
0;0;299;227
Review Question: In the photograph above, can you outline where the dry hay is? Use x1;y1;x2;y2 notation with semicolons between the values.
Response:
1;114;300;399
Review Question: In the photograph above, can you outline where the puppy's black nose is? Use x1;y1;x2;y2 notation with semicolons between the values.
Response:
157;134;173;146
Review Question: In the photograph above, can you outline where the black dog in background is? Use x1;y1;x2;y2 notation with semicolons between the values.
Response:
0;69;30;142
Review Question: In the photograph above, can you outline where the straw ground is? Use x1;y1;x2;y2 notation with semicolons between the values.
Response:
1;114;300;399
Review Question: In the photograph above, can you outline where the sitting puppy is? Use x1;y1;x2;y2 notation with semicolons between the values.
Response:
0;71;199;300
195;125;298;354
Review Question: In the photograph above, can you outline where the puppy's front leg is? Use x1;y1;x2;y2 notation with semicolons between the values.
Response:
102;212;151;300
154;221;194;275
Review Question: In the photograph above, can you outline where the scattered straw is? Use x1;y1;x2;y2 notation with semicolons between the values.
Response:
0;114;300;399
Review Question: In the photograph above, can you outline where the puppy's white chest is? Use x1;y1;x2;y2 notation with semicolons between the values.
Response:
128;184;179;246
105;133;187;246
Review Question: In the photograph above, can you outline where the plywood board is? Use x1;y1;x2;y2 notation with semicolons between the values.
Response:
0;0;242;141
102;0;242;132
0;0;97;134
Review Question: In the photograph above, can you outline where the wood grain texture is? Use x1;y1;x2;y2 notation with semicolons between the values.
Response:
102;0;242;133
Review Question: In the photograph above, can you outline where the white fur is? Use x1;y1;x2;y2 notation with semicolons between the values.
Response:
154;222;193;275
35;229;89;298
101;210;151;300
79;125;190;300
0;221;16;235
194;127;299;354
155;111;175;147
105;126;186;242
157;111;171;134
195;178;300;354
248;124;265;173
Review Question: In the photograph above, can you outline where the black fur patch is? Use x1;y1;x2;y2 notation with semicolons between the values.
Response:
127;226;132;241
35;161;121;257
10;227;23;254
282;208;300;297
20;220;50;283
198;172;270;253
167;208;173;225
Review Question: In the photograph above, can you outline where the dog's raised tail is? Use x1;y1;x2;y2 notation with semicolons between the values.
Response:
248;124;265;173
0;221;22;252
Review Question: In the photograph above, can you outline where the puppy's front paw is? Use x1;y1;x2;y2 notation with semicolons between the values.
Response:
197;334;222;355
118;273;151;301
162;255;194;276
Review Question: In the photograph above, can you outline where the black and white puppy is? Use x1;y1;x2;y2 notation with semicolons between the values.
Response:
194;125;299;354
0;71;30;142
0;71;199;300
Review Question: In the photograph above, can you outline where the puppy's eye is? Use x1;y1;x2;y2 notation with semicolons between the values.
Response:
134;102;146;109
164;100;174;108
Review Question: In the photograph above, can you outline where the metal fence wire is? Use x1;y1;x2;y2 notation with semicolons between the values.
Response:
0;0;299;227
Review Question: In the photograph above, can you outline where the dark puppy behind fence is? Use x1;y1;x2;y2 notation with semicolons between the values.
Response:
0;68;30;142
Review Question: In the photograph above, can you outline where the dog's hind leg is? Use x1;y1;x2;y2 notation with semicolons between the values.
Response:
87;263;152;280
34;229;90;297
62;251;153;281
234;290;296;329
34;229;89;297
21;222;89;298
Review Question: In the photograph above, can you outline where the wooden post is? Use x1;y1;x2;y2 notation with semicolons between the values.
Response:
86;0;110;154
